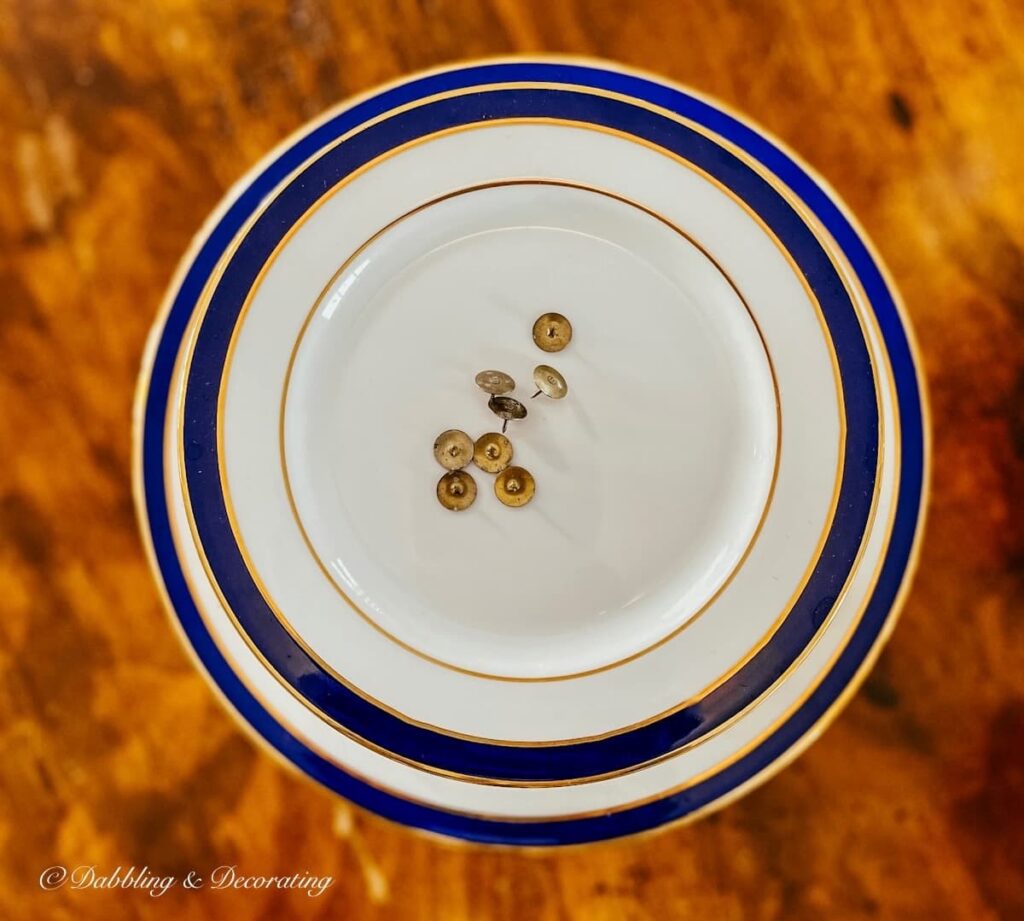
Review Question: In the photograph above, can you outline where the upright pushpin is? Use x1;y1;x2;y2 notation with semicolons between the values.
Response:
487;395;527;434
475;370;515;395
531;364;568;400
494;466;535;507
532;312;572;353
433;429;473;470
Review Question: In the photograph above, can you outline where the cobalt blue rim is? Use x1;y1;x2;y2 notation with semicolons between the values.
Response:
178;82;878;782
137;60;924;844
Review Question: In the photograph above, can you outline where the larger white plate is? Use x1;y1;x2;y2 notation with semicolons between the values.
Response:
135;59;927;845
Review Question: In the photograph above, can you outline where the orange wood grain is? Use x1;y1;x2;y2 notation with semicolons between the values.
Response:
2;1;1023;918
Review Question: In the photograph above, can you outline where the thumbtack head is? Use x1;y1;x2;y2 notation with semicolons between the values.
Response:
474;369;515;395
473;432;513;473
532;364;568;400
494;466;535;507
487;395;527;433
532;312;572;352
436;470;477;510
433;429;473;470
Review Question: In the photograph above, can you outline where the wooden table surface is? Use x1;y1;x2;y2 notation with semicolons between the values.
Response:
2;1;1022;918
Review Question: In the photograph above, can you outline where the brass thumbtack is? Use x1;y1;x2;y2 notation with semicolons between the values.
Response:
531;364;568;400
475;369;515;395
437;470;477;511
473;432;513;473
495;466;535;507
487;395;527;433
532;312;572;352
433;429;473;470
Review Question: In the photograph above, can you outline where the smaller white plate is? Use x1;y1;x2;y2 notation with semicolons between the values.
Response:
287;180;777;678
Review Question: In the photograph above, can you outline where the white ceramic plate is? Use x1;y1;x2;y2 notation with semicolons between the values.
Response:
135;59;926;845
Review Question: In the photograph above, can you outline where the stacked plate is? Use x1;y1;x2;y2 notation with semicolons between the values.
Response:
134;59;927;846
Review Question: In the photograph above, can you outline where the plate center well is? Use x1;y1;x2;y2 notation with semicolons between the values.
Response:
281;182;778;679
